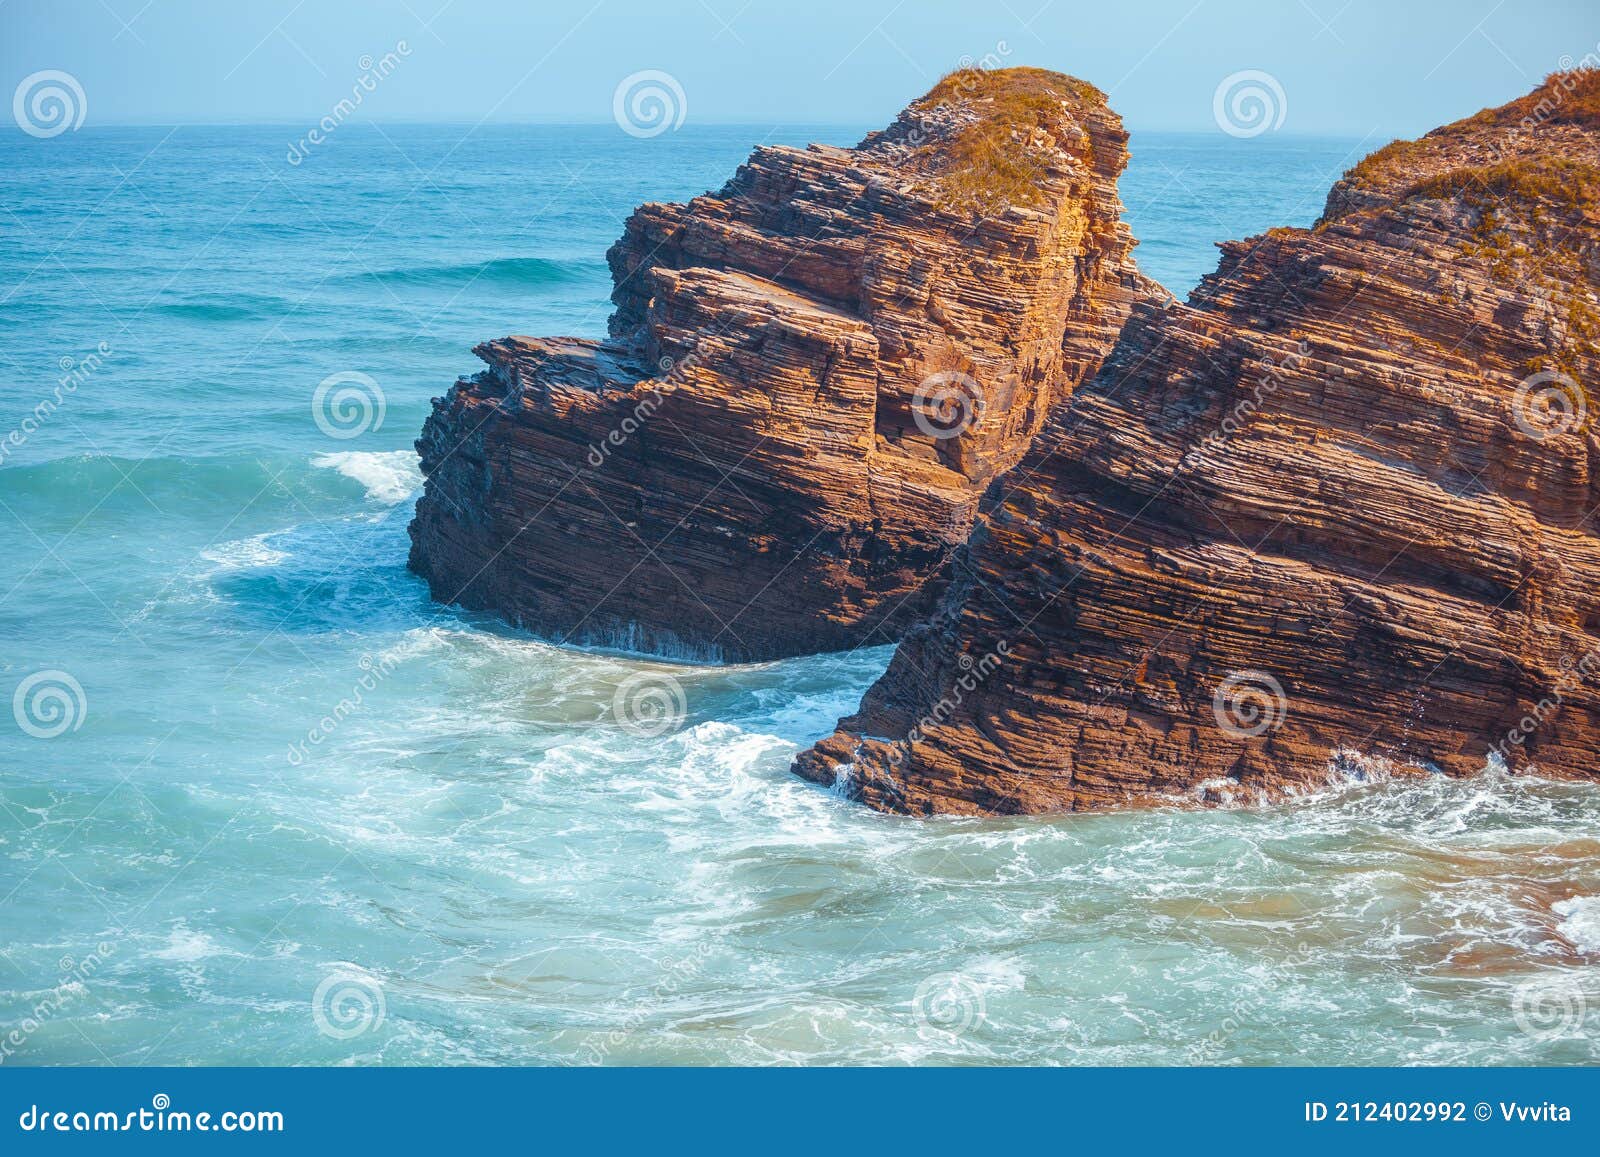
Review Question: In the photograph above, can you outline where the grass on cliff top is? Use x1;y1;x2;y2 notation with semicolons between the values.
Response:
1404;155;1600;211
1407;155;1600;385
1470;67;1600;131
1343;69;1600;193
1329;74;1600;398
901;66;1105;213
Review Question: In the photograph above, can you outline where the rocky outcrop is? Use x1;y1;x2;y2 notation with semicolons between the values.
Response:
796;71;1600;814
408;68;1156;662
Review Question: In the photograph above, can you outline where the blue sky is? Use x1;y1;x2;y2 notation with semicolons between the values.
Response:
2;0;1595;135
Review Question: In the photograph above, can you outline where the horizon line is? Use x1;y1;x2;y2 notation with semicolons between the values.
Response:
17;119;1381;141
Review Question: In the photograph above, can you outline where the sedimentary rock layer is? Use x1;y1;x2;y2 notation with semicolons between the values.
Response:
408;68;1155;662
796;71;1600;814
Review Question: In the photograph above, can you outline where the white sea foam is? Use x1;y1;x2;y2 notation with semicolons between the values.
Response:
199;532;290;571
312;450;421;504
148;924;232;963
1553;895;1600;954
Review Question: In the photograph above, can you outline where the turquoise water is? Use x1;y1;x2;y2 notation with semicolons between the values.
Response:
2;125;1596;1066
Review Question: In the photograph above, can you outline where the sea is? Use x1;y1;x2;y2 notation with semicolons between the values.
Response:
1;123;1595;1065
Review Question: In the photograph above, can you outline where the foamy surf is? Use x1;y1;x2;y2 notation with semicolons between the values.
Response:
1553;896;1600;954
312;450;422;504
199;532;291;572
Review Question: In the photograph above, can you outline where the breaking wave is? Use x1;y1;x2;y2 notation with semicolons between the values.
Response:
311;450;422;505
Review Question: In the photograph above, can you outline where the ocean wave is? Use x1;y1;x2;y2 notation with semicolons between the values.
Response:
350;256;594;291
0;452;307;507
153;292;292;323
200;512;425;634
311;450;421;504
1553;896;1600;954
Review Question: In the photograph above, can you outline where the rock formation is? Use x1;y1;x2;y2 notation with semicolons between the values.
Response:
408;68;1156;662
796;71;1600;814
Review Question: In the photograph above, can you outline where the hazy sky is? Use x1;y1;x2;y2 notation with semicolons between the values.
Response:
3;0;1596;135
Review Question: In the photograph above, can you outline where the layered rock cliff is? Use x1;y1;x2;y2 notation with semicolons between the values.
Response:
408;68;1156;662
796;71;1600;814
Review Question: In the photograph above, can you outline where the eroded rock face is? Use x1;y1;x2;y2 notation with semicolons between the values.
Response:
408;68;1156;662
796;71;1600;814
